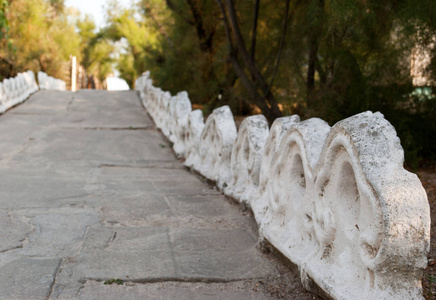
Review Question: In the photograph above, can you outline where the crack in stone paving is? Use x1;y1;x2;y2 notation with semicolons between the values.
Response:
67;95;75;110
46;258;62;300
80;277;262;284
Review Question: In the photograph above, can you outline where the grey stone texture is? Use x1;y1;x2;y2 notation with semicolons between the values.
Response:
0;90;313;299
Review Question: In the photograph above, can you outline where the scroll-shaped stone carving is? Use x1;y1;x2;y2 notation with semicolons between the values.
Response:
0;70;39;113
135;71;150;102
10;78;18;100
193;105;237;189
154;90;171;132
252;115;300;224
184;109;205;168
16;74;24;101
145;87;161;125
23;71;39;94
257;117;330;266
224;115;269;204
161;93;177;138
2;79;12;104
37;71;66;91
0;82;6;106
38;71;48;90
170;91;192;157
257;111;429;300
134;71;430;299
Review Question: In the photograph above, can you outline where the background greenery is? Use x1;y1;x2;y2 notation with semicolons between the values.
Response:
1;0;435;167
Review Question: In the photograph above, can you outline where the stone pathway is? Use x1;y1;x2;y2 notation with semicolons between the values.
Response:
0;90;318;299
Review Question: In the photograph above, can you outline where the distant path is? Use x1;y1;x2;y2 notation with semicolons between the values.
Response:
0;90;317;299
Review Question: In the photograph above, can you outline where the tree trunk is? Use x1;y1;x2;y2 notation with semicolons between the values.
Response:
216;0;283;123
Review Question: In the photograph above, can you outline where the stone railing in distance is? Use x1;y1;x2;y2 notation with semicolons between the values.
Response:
135;72;430;300
37;71;66;91
0;70;39;114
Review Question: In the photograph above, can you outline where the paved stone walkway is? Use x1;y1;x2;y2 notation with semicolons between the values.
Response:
0;90;317;299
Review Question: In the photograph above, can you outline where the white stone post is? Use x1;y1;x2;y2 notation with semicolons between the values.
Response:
71;56;77;92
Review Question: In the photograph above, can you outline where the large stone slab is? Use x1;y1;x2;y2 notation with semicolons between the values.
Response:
79;281;274;300
0;210;31;253
75;227;276;283
0;258;61;299
0;169;89;208
75;227;176;281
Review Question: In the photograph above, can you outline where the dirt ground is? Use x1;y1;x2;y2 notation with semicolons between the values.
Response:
418;168;436;299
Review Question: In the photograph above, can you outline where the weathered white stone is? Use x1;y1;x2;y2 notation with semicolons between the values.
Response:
38;71;66;91
38;71;48;90
154;90;171;132
23;71;39;94
135;71;430;300
224;115;269;204
3;78;12;104
256;111;429;300
0;82;6;107
0;71;39;113
193;105;237;189
184;109;205;168
161;93;177;138
171;91;192;157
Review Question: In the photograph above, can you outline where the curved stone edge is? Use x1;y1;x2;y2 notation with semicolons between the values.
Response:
184;109;205;168
37;71;66;91
194;105;237;189
224;114;269;205
0;70;39;113
307;111;430;299
135;72;430;300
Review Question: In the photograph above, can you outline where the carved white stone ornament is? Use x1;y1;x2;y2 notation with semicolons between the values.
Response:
37;71;66;91
184;109;205;168
224;114;269;204
0;70;39;113
194;105;237;189
136;72;430;300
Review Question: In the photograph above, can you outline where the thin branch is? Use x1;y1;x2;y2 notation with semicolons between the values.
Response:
265;0;291;99
225;0;267;91
215;0;234;52
250;0;260;61
186;0;214;53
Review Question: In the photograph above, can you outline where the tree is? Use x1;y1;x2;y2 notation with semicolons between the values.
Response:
215;0;292;122
0;0;81;80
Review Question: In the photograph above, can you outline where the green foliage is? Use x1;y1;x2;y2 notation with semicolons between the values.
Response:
101;0;436;165
0;0;9;41
0;0;81;81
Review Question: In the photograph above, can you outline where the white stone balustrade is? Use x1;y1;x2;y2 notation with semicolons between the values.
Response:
37;71;66;91
0;70;39;113
134;72;430;300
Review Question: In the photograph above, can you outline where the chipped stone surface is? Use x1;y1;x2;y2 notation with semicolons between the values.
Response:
256;112;429;299
224;115;269;205
137;71;430;300
0;71;38;113
184;109;205;168
170;91;192;157
37;71;66;91
194;105;237;189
